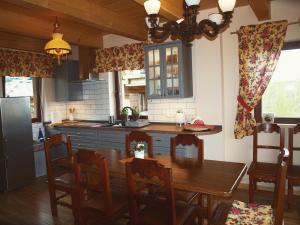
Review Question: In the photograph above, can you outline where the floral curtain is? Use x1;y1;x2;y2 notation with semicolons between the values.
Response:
92;42;145;73
0;48;54;78
234;20;288;139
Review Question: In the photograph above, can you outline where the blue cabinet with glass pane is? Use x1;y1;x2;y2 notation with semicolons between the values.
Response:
145;41;193;99
54;60;83;101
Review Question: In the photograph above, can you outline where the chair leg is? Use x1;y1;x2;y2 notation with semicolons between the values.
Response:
288;180;293;209
249;177;255;203
72;192;80;225
48;187;58;217
78;208;88;225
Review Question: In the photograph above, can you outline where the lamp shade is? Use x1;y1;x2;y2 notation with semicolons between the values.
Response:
144;0;161;15
218;0;236;12
208;13;223;25
185;0;201;7
44;33;71;55
45;18;71;64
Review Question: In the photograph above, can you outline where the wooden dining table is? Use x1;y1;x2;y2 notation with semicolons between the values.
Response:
88;148;246;218
59;148;247;221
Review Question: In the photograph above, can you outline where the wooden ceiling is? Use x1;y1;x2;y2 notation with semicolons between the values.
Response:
0;0;271;51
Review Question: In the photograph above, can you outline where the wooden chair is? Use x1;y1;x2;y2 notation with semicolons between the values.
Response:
125;131;153;158
211;148;289;225
170;134;203;204
44;134;77;219
287;124;300;209
125;157;200;225
74;149;128;225
171;134;204;162
247;123;285;203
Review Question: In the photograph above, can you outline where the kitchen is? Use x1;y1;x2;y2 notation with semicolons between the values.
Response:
0;0;300;225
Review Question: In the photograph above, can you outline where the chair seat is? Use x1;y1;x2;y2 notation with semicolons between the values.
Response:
287;165;300;181
54;173;75;189
247;162;277;181
137;202;198;225
212;201;274;225
84;190;128;215
226;200;273;225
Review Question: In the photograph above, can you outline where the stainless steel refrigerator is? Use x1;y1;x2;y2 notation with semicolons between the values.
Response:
0;97;35;191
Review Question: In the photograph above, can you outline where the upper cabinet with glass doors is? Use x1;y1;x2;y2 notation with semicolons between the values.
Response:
145;41;193;99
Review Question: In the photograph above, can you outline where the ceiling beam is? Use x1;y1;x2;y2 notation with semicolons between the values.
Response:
249;0;271;21
11;0;147;41
0;2;103;48
0;31;46;52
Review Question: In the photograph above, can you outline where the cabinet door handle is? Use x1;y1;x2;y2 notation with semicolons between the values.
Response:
155;139;161;142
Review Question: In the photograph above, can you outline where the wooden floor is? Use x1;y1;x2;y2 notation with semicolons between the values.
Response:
0;179;299;225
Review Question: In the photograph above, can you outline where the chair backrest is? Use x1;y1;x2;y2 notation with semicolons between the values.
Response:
44;134;73;181
288;124;300;165
170;134;204;162
125;158;176;225
253;123;285;163
273;148;289;225
125;131;153;158
74;149;113;216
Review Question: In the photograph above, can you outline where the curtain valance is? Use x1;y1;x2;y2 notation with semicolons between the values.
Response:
92;42;145;73
0;48;54;78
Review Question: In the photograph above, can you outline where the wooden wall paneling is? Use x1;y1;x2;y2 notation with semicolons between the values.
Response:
0;1;103;48
0;31;45;52
11;0;147;41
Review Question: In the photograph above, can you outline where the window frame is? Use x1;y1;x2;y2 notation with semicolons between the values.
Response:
2;76;42;123
254;41;300;124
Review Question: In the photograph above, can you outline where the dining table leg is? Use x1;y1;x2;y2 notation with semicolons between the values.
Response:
207;195;219;225
197;193;204;225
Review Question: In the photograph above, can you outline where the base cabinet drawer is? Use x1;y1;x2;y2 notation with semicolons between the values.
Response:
99;141;125;151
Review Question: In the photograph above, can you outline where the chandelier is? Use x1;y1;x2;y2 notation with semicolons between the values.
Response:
44;18;71;65
144;0;236;44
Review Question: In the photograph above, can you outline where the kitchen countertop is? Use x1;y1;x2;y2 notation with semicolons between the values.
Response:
50;121;222;135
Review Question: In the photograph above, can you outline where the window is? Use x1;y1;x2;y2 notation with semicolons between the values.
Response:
255;41;300;123
3;77;41;122
115;70;148;118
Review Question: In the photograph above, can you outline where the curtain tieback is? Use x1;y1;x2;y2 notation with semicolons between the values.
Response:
237;95;253;112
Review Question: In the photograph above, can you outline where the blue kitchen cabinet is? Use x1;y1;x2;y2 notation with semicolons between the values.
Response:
145;41;193;99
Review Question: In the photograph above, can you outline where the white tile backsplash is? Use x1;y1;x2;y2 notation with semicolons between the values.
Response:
46;80;110;122
147;98;197;123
